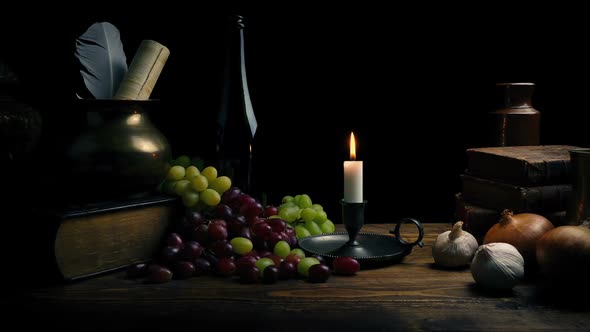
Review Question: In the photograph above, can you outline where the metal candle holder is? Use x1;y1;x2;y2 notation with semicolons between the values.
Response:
297;198;424;265
341;199;368;246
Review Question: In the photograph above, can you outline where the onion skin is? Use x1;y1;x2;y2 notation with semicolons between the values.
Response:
483;210;554;268
536;225;590;283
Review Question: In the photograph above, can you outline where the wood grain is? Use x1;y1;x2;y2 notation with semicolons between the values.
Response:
9;223;590;331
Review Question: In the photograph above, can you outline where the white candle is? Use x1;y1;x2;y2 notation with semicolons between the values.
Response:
344;132;363;203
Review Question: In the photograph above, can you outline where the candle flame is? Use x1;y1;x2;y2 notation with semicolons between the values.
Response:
350;132;357;160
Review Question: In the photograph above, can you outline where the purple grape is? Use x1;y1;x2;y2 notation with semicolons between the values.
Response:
312;254;326;265
262;265;279;284
146;264;173;283
236;256;257;272
266;232;284;248
332;256;360;275
237;226;252;240
181;241;203;260
243;202;263;220
173;261;195;279
208;223;228;241
166;233;184;249
185;210;204;225
237;195;256;211
193;258;212;276
126;263;148;279
267;218;287;233
242;250;260;260
192;224;209;244
211;240;233;258
264;205;279;218
279;261;296;279
213;204;233;221
202;252;219;268
210;219;227;228
221;187;241;205
308;264;331;283
252;221;272;238
238;266;260;284
159;246;181;267
216;258;236;277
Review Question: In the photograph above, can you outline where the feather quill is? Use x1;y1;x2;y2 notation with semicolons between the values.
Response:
75;22;127;99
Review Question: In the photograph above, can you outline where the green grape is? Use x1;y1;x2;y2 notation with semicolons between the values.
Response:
273;240;291;258
190;175;208;192
320;219;335;233
201;166;218;182
184;166;200;179
298;194;312;209
311;204;323;212
200;188;221;206
282;195;294;203
166;165;185;181
290;248;306;258
313;211;328;224
175;155;192;168
209;176;231;194
182;191;199;207
230;237;253;255
305;220;322;235
294;225;311;239
191;157;205;170
174;179;191;195
297;257;320;277
255;258;275;276
160;181;177;194
293;195;302;206
301;208;317;223
279;206;300;223
279;202;296;210
267;215;281;219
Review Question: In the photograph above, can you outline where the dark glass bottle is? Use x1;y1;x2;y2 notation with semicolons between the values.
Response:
215;15;259;195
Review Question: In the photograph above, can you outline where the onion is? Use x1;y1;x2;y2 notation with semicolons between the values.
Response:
536;224;590;283
483;209;554;268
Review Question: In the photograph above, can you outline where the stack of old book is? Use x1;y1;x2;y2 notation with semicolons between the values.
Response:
456;145;578;240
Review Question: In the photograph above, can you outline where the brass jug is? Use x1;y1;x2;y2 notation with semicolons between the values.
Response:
565;148;590;225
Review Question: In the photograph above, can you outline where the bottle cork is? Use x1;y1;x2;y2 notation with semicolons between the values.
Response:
115;40;170;100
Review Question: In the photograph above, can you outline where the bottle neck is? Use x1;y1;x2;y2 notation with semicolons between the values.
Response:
495;83;535;109
218;15;257;139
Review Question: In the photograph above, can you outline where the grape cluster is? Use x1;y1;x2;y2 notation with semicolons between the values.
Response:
160;156;231;209
276;194;336;239
128;187;359;284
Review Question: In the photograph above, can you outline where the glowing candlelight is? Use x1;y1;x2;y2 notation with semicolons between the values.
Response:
344;132;363;203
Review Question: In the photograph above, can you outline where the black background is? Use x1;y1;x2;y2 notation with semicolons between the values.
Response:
2;5;590;223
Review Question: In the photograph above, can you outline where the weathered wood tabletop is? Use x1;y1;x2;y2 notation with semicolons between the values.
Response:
7;223;590;331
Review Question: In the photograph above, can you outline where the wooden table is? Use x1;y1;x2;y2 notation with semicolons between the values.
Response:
7;223;590;331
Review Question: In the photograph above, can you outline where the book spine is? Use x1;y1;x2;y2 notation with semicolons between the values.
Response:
461;175;572;213
467;152;572;186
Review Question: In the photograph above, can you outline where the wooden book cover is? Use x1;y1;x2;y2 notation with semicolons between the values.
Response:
466;145;578;186
461;174;572;213
28;195;181;283
455;193;566;241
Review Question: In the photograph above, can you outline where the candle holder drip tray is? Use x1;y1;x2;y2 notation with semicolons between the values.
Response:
298;200;424;268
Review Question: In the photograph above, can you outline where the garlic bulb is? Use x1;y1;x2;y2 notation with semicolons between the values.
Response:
432;221;479;267
471;242;524;290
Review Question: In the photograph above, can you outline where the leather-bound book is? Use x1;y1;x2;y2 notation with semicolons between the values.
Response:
23;195;181;283
460;174;572;214
466;145;579;186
